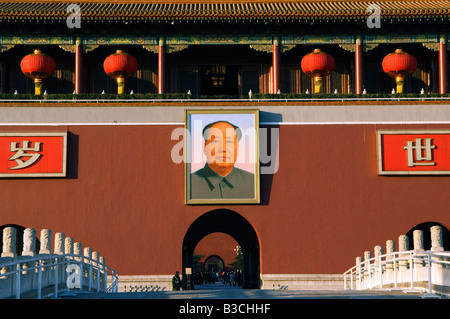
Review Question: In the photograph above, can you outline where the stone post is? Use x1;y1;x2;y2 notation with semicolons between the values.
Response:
74;242;82;261
374;245;383;287
386;240;395;273
92;251;99;281
65;237;74;257
84;247;92;261
92;251;99;266
22;228;36;257
364;251;372;286
99;256;105;270
355;256;363;289
1;227;16;276
431;226;444;252
413;230;424;268
39;229;52;255
84;247;92;278
99;256;106;288
374;245;383;261
54;232;65;255
1;227;17;258
399;235;409;270
21;228;36;275
431;225;444;268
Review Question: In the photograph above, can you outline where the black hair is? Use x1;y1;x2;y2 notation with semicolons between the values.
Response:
202;120;242;141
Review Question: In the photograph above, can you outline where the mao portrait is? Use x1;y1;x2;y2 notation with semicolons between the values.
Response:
185;110;260;204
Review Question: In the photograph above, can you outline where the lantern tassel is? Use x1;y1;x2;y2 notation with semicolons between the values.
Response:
34;79;42;95
117;77;125;95
314;76;322;94
396;76;404;94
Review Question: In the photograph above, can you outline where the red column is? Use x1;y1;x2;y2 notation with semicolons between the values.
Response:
75;37;83;93
439;35;447;94
158;37;166;94
272;38;280;94
355;37;363;94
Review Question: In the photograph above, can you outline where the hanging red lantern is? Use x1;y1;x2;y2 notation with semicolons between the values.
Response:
20;49;56;95
382;49;417;94
103;50;138;94
301;49;335;93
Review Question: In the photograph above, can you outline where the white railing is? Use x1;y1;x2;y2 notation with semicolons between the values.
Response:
343;250;450;298
0;96;450;103
0;253;119;299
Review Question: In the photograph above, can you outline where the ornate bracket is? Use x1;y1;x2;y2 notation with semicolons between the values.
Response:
339;43;379;52
250;44;297;53
142;44;189;54
0;45;15;53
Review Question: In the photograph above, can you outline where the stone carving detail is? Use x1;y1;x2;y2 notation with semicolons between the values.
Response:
39;229;52;254
54;232;65;255
1;227;16;258
22;228;36;256
65;237;74;255
422;42;439;52
250;44;272;53
167;45;189;53
59;44;99;53
431;225;444;251
0;45;15;53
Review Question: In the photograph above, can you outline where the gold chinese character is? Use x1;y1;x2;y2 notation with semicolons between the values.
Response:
403;138;436;167
9;141;41;170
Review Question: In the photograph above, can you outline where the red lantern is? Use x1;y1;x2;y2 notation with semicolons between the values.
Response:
20;49;56;95
382;49;417;94
301;49;335;93
103;50;138;94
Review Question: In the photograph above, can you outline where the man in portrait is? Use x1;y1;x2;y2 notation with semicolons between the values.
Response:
190;120;255;200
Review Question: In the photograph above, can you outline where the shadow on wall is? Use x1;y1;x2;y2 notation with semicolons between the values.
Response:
259;111;282;205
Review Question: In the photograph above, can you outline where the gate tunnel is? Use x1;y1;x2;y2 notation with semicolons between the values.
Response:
182;209;261;289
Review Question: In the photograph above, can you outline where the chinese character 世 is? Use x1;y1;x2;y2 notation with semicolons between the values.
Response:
9;141;41;170
403;138;436;167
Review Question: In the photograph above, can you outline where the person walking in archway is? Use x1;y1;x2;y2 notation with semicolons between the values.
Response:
172;271;181;291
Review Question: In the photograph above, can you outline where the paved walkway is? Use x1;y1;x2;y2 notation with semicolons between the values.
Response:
57;283;448;319
59;282;442;299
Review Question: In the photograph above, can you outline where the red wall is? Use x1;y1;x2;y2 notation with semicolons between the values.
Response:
0;123;449;276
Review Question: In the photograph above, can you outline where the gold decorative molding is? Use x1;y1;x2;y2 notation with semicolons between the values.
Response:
339;44;355;52
0;45;15;53
142;44;189;54
59;44;99;53
364;44;379;52
281;44;296;53
84;45;99;53
142;45;158;53
59;45;75;53
422;42;439;51
167;45;189;54
250;44;272;53
339;43;379;52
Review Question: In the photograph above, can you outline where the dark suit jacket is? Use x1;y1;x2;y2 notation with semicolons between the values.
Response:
190;164;255;199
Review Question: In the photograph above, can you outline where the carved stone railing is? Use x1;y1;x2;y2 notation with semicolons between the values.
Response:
343;226;450;298
0;226;119;299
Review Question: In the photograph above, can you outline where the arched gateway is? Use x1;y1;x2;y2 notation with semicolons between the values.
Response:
182;209;261;289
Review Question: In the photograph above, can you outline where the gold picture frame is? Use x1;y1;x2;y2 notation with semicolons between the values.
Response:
185;109;260;204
